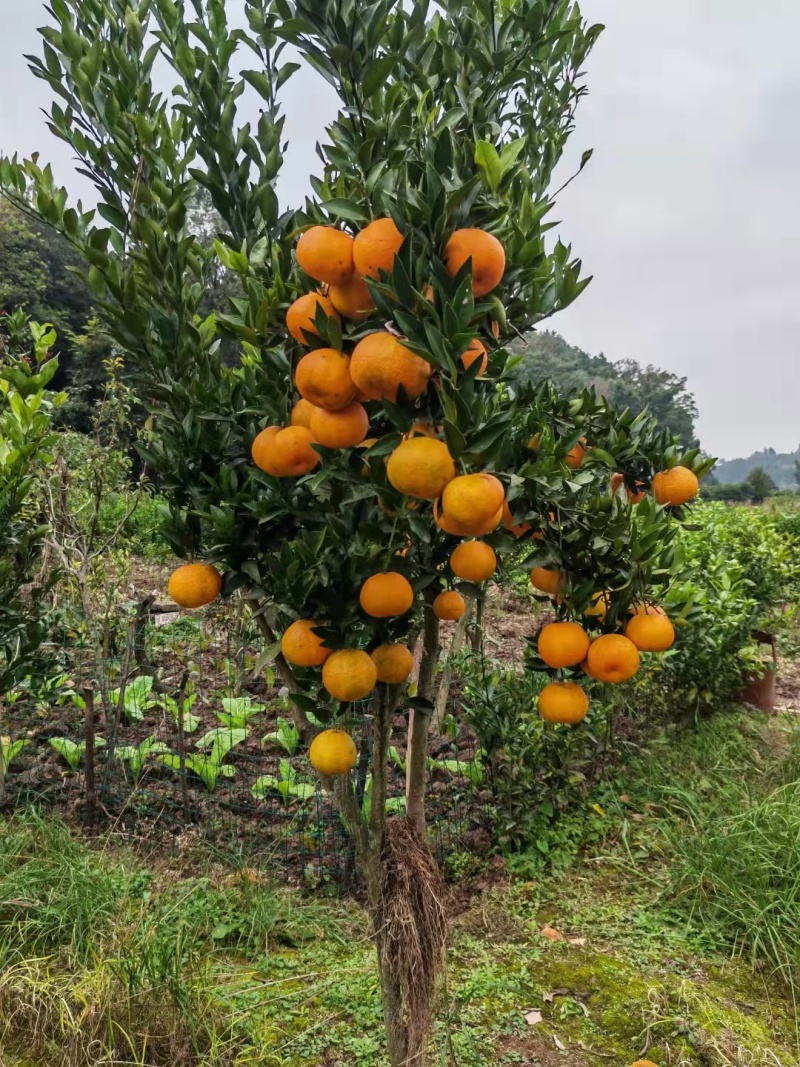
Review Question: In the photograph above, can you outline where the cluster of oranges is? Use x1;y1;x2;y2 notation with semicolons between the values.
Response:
535;604;675;725
249;219;504;476
164;218;703;777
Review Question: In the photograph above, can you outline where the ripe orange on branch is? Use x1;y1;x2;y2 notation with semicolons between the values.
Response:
530;567;566;597
444;228;506;297
281;619;332;667
168;563;222;609
586;634;640;683
502;501;532;538
387;437;456;500
291;398;318;429
625;612;675;652
461;339;488;374
286;292;339;344
652;465;699;506
371;643;414;684
322;649;377;701
566;439;586;469
309;401;369;448
295;348;357;411
433;590;466;620
329;274;375;320
296;225;355;286
251;425;320;476
350;332;431;402
441;473;504;530
538;682;589;724
538;622;591;668
353;217;404;279
450;541;497;583
309;729;357;776
360;572;414;618
435;499;503;536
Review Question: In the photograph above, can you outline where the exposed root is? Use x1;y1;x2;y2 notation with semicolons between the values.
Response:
375;818;447;1065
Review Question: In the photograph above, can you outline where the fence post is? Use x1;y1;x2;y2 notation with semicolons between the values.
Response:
83;687;97;826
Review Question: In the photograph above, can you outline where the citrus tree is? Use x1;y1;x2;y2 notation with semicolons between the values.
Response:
0;0;712;1060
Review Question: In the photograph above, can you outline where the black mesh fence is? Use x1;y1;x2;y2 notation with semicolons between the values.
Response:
0;596;487;887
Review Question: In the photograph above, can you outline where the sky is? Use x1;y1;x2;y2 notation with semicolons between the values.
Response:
0;1;797;460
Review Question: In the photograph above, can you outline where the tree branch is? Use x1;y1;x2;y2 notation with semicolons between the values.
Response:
406;597;440;835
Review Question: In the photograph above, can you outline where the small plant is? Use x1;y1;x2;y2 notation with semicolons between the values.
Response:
362;775;406;824
1;736;29;775
263;716;300;756
252;759;316;805
161;688;201;734
108;676;157;724
216;694;266;729
160;727;246;792
49;736;106;772
388;745;406;773
427;752;484;786
115;737;172;783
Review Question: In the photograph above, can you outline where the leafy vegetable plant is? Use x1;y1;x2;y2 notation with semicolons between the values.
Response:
252;759;316;805
116;737;172;782
160;728;246;792
49;736;106;771
263;717;300;756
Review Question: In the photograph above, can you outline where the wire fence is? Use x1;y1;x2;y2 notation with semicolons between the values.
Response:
1;597;486;887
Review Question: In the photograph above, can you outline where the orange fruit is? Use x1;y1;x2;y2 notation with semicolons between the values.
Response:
584;592;609;620
530;567;566;597
387;437;456;500
309;401;369;448
450;541;497;583
435;499;503;537
611;472;647;504
322;649;377;702
433;590;466;620
329;273;375;320
296;225;354;286
538;621;591;668
538;682;589;725
502;501;532;538
295;348;357;411
631;1063;660;1067
528;432;542;450
586;634;640;683
441;473;505;529
251;425;281;469
630;603;667;617
443;228;506;297
652;465;699;506
462;339;488;374
350;332;432;402
309;729;358;775
251;425;320;476
168;563;222;609
353;217;404;279
291;398;318;429
566;439;586;469
286;292;339;344
625;613;675;652
359;572;414;618
371;643;414;684
281;619;332;668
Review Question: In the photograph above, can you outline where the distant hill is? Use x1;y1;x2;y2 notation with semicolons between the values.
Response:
714;447;800;490
508;331;699;446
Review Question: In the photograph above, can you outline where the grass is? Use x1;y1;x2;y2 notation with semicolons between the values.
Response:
2;709;800;1066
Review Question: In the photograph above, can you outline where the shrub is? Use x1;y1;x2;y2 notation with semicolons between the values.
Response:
458;653;602;856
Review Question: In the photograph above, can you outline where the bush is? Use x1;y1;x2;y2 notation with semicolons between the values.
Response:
458;653;604;857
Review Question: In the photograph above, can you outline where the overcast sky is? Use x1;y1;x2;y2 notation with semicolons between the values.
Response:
1;1;797;460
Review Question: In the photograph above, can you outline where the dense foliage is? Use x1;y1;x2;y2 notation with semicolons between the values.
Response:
0;311;64;692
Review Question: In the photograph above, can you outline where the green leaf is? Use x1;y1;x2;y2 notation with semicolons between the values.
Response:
320;198;369;222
